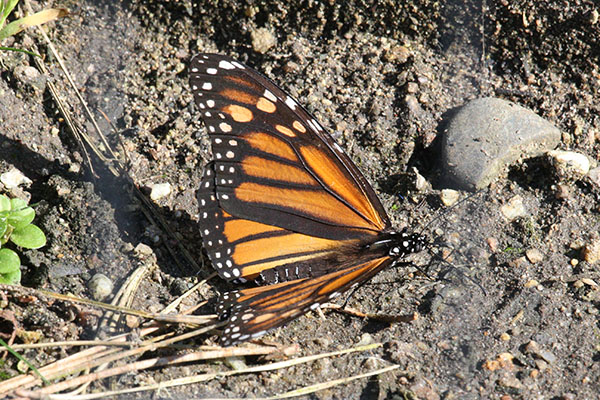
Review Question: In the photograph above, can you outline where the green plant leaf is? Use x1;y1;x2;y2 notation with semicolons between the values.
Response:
9;197;27;210
0;217;7;238
0;195;10;212
8;198;34;229
0;45;41;57
0;7;68;41
10;224;46;249
0;248;20;284
0;1;20;29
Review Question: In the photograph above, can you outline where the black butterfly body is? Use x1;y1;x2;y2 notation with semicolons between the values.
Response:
189;54;425;346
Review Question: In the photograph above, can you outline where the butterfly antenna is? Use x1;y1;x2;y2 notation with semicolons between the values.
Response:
428;242;487;296
417;188;487;237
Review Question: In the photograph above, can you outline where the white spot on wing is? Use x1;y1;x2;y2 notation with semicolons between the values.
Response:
312;119;322;131
219;60;236;70
285;96;297;110
264;89;277;102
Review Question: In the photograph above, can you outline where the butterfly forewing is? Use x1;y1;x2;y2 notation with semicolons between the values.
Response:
189;54;390;240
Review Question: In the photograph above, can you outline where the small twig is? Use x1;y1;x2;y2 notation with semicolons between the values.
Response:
321;303;418;323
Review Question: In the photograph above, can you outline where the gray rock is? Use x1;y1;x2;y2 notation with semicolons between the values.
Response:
441;97;561;190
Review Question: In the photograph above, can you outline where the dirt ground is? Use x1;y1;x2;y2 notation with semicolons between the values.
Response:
1;0;599;398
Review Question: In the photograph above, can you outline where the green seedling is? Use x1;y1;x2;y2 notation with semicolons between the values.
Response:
0;0;68;55
0;194;46;284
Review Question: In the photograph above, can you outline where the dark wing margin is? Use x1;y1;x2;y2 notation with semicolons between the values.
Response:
189;53;391;240
215;257;392;346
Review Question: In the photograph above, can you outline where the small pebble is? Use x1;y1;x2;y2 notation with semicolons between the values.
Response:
482;352;514;371
524;340;556;364
405;94;423;115
17;360;30;374
150;183;171;200
414;167;431;192
548;150;591;176
251;27;277;54
440;188;460;206
357;333;374;346
134;243;154;256
582;238;600;264
385;45;410;63
312;357;332;375
591;9;599;24
224;356;247;370
500;195;527;220
313;337;331;347
362;357;379;370
497;375;523;389
554;183;571;199
500;332;511;341
410;377;440;400
486;237;499;252
581;278;598;287
526;248;543;263
13;65;47;93
1;168;32;189
524;279;539;288
524;340;540;354
384;341;416;363
588;167;600;188
406;81;419;93
88;273;113;301
530;369;540;379
538;349;557;364
570;258;579;266
534;359;549;371
573;280;585;289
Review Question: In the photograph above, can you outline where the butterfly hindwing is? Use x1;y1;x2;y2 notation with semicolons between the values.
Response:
216;257;393;346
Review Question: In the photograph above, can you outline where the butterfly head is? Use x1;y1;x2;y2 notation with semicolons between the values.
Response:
388;229;427;257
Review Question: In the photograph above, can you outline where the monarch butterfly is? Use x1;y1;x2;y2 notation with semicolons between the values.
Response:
189;54;427;346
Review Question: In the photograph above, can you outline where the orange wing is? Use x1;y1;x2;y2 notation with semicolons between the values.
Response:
189;54;391;241
190;54;427;346
199;162;360;282
216;257;393;346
